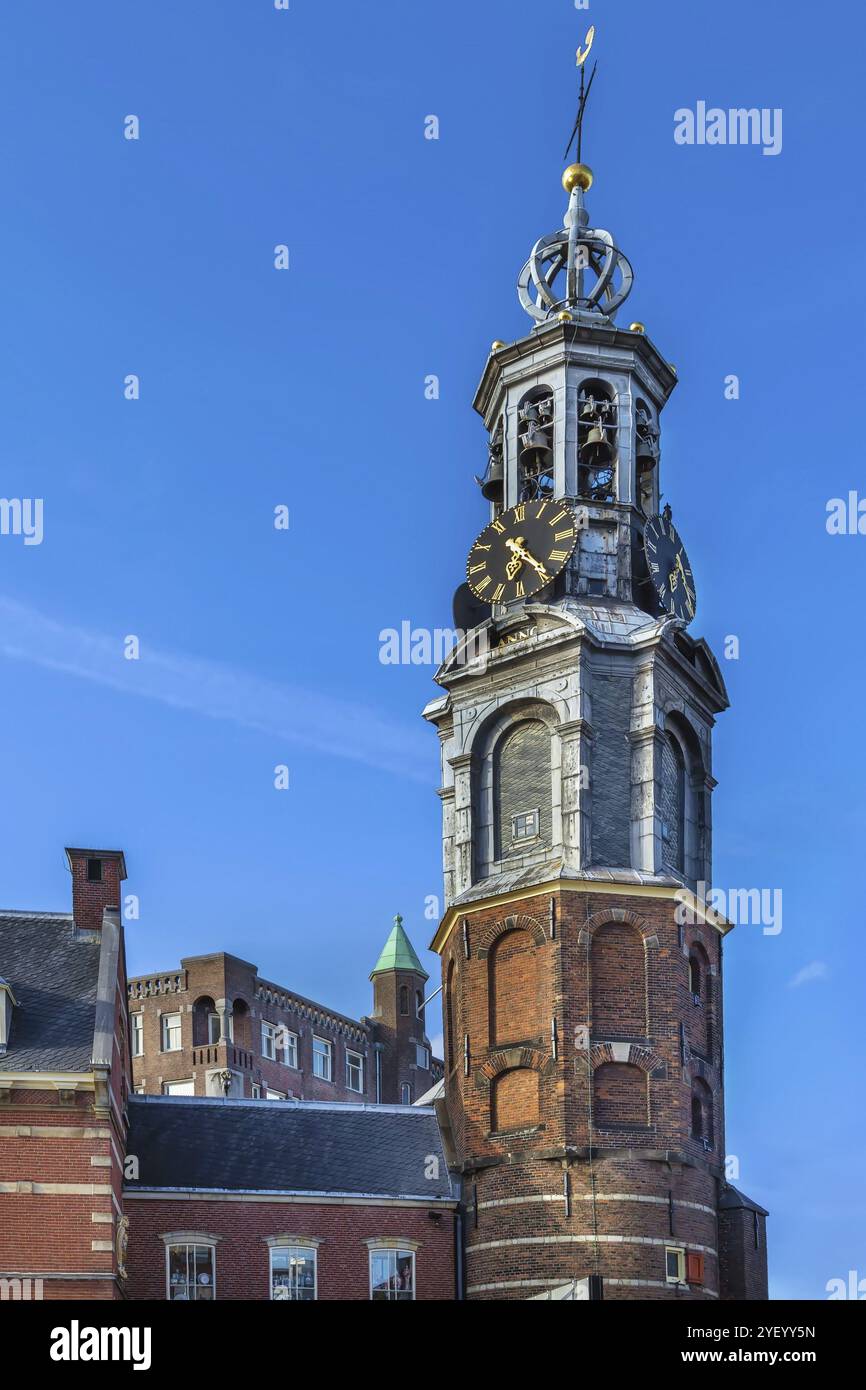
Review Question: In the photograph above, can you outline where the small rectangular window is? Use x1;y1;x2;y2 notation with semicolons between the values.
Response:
207;1013;221;1045
131;1013;144;1058
86;857;103;882
161;1013;182;1052
163;1079;194;1096
370;1248;415;1301
250;1083;261;1099
665;1247;685;1284
283;1030;298;1069
401;1082;412;1105
346;1050;364;1093
415;1043;430;1070
167;1243;215;1300
313;1037;333;1081
271;1246;316;1301
511;809;540;842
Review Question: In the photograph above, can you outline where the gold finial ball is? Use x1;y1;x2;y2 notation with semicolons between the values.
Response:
491;340;507;353
557;311;573;323
629;322;647;334
562;162;594;193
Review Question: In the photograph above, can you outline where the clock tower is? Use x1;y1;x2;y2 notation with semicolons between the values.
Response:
424;33;769;1301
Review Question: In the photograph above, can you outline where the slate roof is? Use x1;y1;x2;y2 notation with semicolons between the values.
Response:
126;1095;454;1201
0;912;101;1072
718;1184;769;1217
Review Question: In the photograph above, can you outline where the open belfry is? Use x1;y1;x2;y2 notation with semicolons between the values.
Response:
423;27;769;1301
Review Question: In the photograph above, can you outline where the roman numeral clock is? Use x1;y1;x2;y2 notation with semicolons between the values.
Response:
466;501;579;605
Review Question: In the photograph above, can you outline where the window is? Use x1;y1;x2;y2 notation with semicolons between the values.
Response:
271;1245;317;1301
161;1013;181;1052
665;1247;685;1285
401;1083;412;1105
163;1079;194;1095
415;1043;430;1070
415;990;424;1021
370;1248;415;1301
312;1037;332;1081
346;1050;364;1093
262;1021;278;1060
266;1089;285;1101
511;809;540;842
689;955;701;1002
251;1083;261;1099
134;1083;145;1094
166;1243;215;1300
131;1013;144;1058
283;1030;298;1069
399;986;409;1016
86;857;102;882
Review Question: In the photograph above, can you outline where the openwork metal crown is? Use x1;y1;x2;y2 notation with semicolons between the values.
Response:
517;179;634;325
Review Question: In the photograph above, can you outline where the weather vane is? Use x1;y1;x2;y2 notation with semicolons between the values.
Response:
563;24;597;165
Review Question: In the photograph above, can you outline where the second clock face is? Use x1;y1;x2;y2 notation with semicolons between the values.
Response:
466;499;579;604
643;512;696;623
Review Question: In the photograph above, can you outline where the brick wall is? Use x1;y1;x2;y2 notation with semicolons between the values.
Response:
124;1197;456;1301
441;886;729;1300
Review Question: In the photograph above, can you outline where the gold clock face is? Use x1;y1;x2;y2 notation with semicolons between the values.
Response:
466;499;579;604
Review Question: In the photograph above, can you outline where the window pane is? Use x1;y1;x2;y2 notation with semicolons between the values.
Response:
272;1247;316;1301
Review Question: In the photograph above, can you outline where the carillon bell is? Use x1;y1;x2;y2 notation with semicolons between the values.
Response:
580;424;614;467
480;457;504;503
635;434;658;473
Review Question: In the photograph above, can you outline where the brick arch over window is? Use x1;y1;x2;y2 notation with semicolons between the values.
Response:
590;922;647;1038
686;939;712;1058
593;1061;649;1128
691;1076;714;1147
488;928;539;1047
491;1066;540;1133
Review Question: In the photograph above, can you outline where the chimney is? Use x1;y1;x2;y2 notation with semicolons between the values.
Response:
65;848;127;938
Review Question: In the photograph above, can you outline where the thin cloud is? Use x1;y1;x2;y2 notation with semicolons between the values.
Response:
0;597;430;782
787;961;829;989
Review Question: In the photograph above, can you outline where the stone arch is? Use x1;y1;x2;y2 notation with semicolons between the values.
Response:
476;912;548;955
686;938;712;1058
464;700;564;882
660;705;708;884
578;907;660;946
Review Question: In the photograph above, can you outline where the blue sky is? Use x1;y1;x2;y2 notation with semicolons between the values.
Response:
1;0;864;1300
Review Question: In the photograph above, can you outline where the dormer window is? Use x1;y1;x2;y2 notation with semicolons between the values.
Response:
86;857;103;882
0;978;18;1055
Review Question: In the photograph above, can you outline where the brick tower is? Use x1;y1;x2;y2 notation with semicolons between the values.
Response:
423;43;769;1301
369;915;435;1106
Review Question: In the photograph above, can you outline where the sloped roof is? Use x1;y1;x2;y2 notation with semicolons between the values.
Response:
0;912;101;1072
370;917;428;980
126;1096;454;1201
718;1184;769;1217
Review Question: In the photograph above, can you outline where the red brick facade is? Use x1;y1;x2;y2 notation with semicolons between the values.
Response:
124;1197;455;1301
439;886;736;1300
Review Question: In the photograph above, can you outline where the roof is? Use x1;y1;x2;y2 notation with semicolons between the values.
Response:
126;1096;454;1201
718;1185;769;1218
0;912;102;1072
370;916;428;980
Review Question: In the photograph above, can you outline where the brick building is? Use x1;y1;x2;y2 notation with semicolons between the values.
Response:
127;916;441;1106
0;849;455;1301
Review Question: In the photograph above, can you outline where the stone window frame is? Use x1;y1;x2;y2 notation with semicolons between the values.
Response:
312;1035;333;1082
658;705;709;886
365;1238;419;1301
161;1231;221;1302
470;701;563;882
264;1235;321;1302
